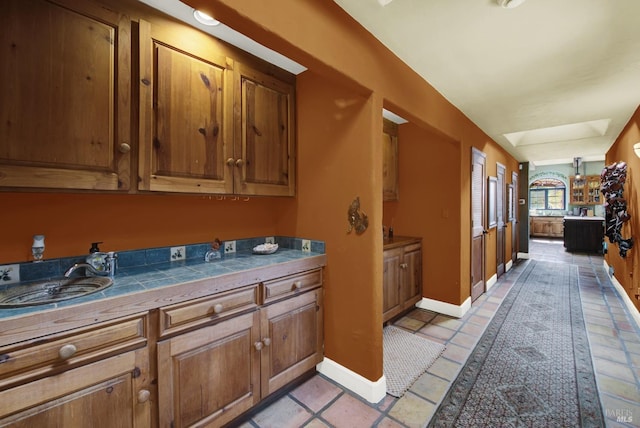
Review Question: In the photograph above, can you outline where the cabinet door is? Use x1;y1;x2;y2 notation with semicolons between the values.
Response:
383;247;403;322
0;348;150;427
401;246;422;309
138;19;233;194
156;311;260;428
234;63;296;196
382;119;399;201
259;289;323;398
551;220;564;237
570;176;586;205
0;0;131;191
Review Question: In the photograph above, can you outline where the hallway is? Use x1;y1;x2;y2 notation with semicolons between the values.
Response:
237;239;640;427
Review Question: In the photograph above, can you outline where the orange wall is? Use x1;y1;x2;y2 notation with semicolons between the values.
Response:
0;193;280;263
604;105;640;311
276;72;384;381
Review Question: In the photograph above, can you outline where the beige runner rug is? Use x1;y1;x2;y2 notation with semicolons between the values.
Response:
383;325;446;397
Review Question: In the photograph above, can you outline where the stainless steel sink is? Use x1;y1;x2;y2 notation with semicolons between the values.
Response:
0;276;113;307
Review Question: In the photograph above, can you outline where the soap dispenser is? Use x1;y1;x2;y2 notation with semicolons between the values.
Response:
86;242;107;276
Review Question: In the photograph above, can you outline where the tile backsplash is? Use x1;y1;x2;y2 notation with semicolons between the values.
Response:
2;236;325;285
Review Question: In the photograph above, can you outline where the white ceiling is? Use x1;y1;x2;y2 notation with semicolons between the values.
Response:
333;0;640;167
151;0;640;167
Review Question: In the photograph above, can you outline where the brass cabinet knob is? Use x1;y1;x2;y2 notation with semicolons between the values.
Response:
58;344;77;360
400;263;408;269
293;280;302;290
213;303;223;314
254;341;263;351
262;337;271;347
118;142;131;154
235;159;244;167
138;389;151;403
226;158;235;166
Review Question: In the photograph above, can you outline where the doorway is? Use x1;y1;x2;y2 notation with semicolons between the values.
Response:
496;163;506;278
471;148;486;301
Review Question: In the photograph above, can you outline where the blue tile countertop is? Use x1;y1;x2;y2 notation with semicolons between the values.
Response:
0;237;326;346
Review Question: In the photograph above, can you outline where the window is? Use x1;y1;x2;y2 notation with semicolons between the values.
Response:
529;178;566;210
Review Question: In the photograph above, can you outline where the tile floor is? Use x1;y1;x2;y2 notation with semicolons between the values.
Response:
236;238;640;428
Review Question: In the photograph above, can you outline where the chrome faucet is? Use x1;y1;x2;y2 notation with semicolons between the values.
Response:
64;262;102;278
64;251;117;278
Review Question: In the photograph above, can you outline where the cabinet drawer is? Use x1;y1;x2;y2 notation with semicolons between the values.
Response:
263;269;322;304
0;313;147;389
159;285;259;337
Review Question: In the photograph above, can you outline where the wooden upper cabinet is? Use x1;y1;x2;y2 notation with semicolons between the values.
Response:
234;63;296;196
0;0;131;191
138;19;296;197
383;119;399;201
138;19;233;194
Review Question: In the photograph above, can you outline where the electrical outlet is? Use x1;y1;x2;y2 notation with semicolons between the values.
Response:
170;246;186;261
265;236;275;244
0;264;20;284
224;240;236;254
301;239;311;253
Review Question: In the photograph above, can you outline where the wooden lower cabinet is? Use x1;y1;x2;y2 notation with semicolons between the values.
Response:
529;216;564;238
157;311;260;428
157;287;323;428
0;267;323;428
383;238;422;323
0;348;150;427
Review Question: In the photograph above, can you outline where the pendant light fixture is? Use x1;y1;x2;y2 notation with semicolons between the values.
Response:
573;157;584;185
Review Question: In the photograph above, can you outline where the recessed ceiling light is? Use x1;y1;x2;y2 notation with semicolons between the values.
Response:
193;10;220;26
497;0;526;8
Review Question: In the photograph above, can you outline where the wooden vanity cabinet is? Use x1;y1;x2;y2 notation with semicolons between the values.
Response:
0;314;151;427
0;0;132;191
156;270;323;428
383;238;422;323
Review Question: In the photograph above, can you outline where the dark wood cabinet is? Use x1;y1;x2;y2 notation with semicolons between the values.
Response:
383;237;422;323
563;217;604;253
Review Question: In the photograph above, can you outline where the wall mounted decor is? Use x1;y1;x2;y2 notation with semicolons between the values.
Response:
347;196;369;235
601;162;633;257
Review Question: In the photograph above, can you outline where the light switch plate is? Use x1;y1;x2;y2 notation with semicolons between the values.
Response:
170;246;186;261
301;239;311;253
225;240;236;253
0;264;20;284
265;236;275;244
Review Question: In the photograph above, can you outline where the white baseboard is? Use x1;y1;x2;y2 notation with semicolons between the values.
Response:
505;260;513;272
486;274;497;291
316;357;386;404
603;260;640;330
518;252;530;259
416;296;471;318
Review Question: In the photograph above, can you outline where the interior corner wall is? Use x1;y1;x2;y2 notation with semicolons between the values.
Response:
383;122;462;305
604;105;640;311
276;71;384;382
518;162;530;254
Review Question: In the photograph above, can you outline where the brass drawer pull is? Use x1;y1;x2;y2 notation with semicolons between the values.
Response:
212;304;223;314
293;280;302;290
58;344;77;360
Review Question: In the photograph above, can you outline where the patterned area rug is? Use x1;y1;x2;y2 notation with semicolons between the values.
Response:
383;326;446;397
429;260;604;427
